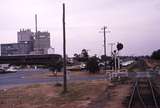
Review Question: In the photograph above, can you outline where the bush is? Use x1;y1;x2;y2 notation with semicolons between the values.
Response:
86;56;99;73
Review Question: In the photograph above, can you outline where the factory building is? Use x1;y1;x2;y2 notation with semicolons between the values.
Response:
17;29;34;43
0;29;52;56
0;43;33;56
32;31;51;55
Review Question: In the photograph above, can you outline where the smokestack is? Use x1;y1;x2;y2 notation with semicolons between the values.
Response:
35;14;38;37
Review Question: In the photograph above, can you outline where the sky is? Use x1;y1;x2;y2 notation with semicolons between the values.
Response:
0;0;160;57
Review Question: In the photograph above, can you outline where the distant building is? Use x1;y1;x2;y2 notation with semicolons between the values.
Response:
17;29;34;43
33;31;51;54
0;43;33;56
0;29;52;56
17;29;34;53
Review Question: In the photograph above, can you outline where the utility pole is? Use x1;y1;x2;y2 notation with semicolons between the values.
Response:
62;3;67;93
113;50;117;72
100;26;110;70
108;43;115;70
108;43;115;57
103;27;107;59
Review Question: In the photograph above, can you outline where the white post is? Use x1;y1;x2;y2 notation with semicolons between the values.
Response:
67;71;71;80
117;51;120;72
114;54;117;72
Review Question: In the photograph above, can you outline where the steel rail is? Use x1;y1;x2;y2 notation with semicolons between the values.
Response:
136;80;147;108
128;80;138;108
128;79;158;108
148;79;159;108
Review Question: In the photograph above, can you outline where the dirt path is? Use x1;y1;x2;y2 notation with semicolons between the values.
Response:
87;83;131;108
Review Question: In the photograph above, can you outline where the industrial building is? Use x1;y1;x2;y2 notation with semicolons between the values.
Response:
0;29;53;56
0;42;33;56
32;31;51;55
17;29;34;43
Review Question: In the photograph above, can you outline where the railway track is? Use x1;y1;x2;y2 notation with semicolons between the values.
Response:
127;78;159;108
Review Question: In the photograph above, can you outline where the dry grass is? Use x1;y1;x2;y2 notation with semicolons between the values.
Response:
25;71;105;80
0;80;108;108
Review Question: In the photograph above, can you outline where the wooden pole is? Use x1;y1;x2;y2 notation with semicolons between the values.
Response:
62;3;67;93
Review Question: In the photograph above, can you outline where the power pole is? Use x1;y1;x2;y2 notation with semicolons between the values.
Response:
62;3;67;93
100;26;110;70
108;43;115;57
108;43;115;70
103;26;107;59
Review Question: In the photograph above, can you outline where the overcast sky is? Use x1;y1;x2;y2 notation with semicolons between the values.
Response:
0;0;160;56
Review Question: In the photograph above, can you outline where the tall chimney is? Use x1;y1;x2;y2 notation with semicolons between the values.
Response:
35;14;38;38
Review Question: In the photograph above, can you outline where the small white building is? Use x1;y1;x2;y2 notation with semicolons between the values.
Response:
47;47;55;54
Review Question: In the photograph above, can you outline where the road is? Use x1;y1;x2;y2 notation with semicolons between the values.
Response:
0;69;157;89
0;69;106;89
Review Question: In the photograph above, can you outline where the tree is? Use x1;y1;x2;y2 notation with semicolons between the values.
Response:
73;53;80;61
74;53;79;58
86;56;99;73
48;60;63;73
81;49;89;58
78;49;89;62
151;49;160;59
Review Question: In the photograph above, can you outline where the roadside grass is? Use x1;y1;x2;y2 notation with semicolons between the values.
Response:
127;60;148;72
0;80;108;108
60;81;104;101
